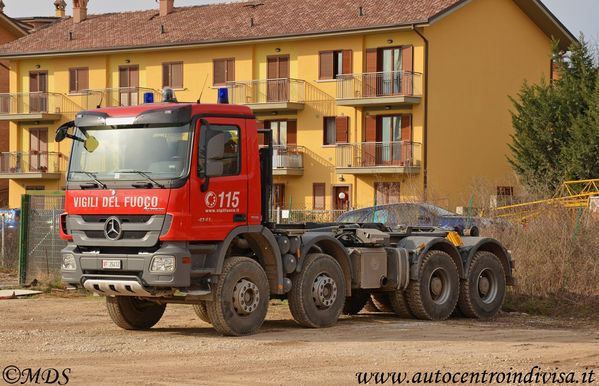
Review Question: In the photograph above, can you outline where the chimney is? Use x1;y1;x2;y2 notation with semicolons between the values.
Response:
160;0;174;16
54;0;66;18
0;1;5;14
73;0;88;23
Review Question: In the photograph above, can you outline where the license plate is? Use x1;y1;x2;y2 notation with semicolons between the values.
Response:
102;259;121;269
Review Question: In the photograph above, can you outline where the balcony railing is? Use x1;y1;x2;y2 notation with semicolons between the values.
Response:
260;145;305;175
228;78;306;106
336;71;422;103
336;141;421;173
0;152;66;178
0;92;82;120
82;87;162;109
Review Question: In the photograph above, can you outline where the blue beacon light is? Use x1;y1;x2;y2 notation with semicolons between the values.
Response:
217;88;229;104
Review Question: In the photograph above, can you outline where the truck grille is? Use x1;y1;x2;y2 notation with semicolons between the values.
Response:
81;215;152;223
84;230;149;240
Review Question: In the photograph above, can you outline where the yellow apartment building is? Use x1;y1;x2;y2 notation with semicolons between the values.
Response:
0;0;575;212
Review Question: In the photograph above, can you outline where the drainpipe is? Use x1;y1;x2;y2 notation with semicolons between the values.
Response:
412;24;429;202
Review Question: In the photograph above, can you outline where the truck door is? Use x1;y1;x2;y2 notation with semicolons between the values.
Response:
190;118;248;240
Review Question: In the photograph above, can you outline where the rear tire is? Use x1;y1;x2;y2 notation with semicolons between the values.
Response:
206;257;269;336
458;251;506;319
407;250;459;321
105;296;166;330
193;301;211;324
342;290;370;315
288;253;346;328
363;298;379;312
388;290;414;318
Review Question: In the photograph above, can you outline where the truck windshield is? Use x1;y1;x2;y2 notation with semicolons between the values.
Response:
68;124;192;182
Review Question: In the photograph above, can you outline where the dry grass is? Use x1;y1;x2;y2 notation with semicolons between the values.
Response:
482;205;599;317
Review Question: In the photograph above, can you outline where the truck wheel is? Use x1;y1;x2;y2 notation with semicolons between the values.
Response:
407;250;459;321
388;291;414;318
342;290;370;315
458;251;506;319
371;293;393;312
193;301;211;324
206;256;269;336
105;296;166;330
288;253;346;328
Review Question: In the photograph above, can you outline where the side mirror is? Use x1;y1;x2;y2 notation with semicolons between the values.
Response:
205;131;225;177
55;121;75;142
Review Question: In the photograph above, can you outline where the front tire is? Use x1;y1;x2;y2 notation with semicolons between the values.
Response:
206;257;269;336
458;251;506;319
105;296;166;330
288;253;346;328
407;250;459;321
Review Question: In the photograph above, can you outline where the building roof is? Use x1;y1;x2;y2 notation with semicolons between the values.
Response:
0;0;577;58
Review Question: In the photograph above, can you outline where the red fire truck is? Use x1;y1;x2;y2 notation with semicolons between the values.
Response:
57;90;513;336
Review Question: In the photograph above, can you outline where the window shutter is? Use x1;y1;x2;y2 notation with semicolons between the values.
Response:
342;50;352;74
69;69;76;92
286;120;297;145
319;51;334;80
278;56;289;78
162;63;169;87
401;114;411;141
364;49;378;96
130;66;139;87
119;67;128;88
213;59;225;85
256;120;265;145
401;45;413;72
365;115;377;142
226;59;235;83
79;68;89;91
313;183;325;210
172;62;183;88
335;116;348;143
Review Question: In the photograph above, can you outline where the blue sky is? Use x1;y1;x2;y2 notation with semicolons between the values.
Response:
4;0;599;47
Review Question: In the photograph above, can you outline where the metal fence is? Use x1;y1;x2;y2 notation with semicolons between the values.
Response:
18;194;67;284
271;209;347;224
336;70;422;100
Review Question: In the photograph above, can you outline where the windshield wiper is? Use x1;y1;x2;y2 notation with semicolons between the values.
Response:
71;171;108;189
116;170;166;189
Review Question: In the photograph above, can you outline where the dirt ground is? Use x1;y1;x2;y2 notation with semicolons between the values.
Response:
0;294;598;385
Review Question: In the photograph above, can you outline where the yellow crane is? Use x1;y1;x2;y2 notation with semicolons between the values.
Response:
488;179;599;221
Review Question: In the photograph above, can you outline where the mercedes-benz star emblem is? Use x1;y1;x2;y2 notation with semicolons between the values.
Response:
104;216;123;240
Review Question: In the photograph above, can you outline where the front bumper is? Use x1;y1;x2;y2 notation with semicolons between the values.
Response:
61;241;192;295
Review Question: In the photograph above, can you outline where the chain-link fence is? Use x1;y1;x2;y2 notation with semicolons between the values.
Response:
271;209;347;224
18;194;66;284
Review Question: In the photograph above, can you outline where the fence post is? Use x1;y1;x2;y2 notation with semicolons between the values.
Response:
18;194;30;285
1;213;4;268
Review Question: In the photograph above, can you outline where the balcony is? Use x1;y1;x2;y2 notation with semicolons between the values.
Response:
82;87;162;109
0;92;82;122
336;71;422;107
228;79;306;112
272;145;304;176
335;141;421;174
0;152;66;179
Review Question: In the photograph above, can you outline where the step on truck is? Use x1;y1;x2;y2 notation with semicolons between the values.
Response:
57;89;514;336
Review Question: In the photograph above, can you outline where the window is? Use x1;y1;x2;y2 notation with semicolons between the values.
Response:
69;67;89;93
29;128;48;172
197;124;241;177
313;183;325;210
263;120;297;146
319;50;351;80
375;182;401;205
323;116;348;145
162;62;183;89
213;58;235;86
273;183;285;209
497;186;514;196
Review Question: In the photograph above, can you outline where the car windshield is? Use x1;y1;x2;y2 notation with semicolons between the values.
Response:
421;203;458;217
68;124;192;181
337;209;369;223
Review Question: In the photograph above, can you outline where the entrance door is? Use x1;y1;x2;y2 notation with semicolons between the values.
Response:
119;65;139;106
376;115;412;165
29;128;48;172
267;55;289;102
380;48;402;96
273;183;285;209
265;120;297;168
333;185;350;211
29;71;48;113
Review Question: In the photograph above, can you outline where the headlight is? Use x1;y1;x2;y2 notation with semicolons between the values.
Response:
150;256;176;273
62;254;76;271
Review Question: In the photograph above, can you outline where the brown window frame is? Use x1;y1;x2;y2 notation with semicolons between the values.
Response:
313;183;326;210
213;58;235;86
323;116;349;145
69;67;89;93
162;62;183;89
319;50;352;80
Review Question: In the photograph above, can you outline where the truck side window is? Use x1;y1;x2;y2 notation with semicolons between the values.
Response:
197;124;241;177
